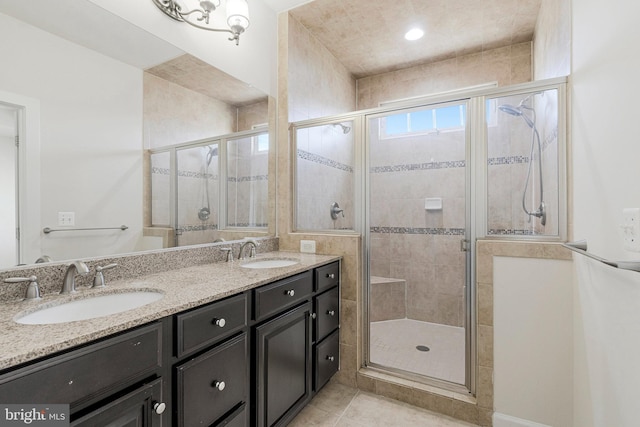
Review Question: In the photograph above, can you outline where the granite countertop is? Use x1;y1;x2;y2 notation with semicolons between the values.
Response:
0;251;340;371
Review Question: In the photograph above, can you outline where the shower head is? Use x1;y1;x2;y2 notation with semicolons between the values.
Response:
205;145;218;166
498;104;523;117
333;123;351;134
498;103;535;128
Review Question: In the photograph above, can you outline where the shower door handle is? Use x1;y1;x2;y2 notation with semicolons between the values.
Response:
460;239;470;252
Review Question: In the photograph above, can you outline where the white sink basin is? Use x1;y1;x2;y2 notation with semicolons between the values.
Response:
15;291;164;325
240;259;299;269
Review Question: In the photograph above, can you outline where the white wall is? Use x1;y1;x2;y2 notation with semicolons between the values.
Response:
0;13;144;263
572;1;640;426
493;257;573;427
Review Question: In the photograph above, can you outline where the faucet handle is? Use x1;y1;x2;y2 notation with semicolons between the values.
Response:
4;276;41;300
92;263;118;288
221;248;233;262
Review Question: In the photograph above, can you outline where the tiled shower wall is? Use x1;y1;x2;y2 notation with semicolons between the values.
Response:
369;129;467;327
296;124;355;231
227;137;269;228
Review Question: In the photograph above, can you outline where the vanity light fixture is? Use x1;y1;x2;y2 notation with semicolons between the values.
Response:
152;0;250;45
404;28;424;41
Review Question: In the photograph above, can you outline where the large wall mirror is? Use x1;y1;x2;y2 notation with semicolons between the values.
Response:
0;2;276;269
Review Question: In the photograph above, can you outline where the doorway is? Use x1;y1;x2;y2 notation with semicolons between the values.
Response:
365;100;472;390
0;104;19;266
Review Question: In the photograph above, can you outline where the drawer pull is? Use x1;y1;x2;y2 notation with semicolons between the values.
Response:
285;289;295;297
212;380;226;391
212;318;226;328
326;310;336;316
326;355;335;362
326;273;335;279
153;402;166;415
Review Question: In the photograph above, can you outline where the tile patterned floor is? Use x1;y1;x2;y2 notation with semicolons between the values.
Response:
289;381;479;427
370;319;465;385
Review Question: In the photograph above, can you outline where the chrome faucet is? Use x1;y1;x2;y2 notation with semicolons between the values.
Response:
60;261;90;294
238;239;258;260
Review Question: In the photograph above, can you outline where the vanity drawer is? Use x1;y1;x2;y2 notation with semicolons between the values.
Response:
315;262;340;293
253;271;313;322
314;329;340;392
315;287;340;343
0;322;162;409
175;333;248;427
175;293;247;358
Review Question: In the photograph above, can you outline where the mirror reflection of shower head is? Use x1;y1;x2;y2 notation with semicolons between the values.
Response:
333;123;351;134
198;145;217;222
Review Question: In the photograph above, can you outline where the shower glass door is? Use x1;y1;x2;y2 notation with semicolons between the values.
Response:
366;100;471;388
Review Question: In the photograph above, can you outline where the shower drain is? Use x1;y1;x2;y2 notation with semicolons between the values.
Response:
416;345;430;352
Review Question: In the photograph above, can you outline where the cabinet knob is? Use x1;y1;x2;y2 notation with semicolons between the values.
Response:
326;273;335;279
213;318;226;328
285;289;295;297
153;402;166;415
310;312;317;319
326;355;335;362
326;310;336;316
213;380;226;391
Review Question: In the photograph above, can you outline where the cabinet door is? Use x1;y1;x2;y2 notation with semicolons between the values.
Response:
255;302;312;427
71;378;164;427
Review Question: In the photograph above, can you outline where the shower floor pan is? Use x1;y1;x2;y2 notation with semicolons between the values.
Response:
370;319;465;385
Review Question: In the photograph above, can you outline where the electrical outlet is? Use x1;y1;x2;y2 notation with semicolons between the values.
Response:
58;212;75;226
300;240;316;254
622;208;640;252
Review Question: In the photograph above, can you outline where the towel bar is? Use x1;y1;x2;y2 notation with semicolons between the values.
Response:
43;225;128;234
562;240;640;272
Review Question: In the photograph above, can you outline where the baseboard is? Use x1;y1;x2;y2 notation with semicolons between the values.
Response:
493;412;552;427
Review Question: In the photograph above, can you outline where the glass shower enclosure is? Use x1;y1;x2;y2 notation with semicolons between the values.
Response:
289;77;566;396
149;128;269;246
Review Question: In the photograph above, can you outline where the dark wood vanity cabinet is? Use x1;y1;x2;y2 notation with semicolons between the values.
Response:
312;260;341;390
0;260;340;427
252;261;341;427
0;322;167;426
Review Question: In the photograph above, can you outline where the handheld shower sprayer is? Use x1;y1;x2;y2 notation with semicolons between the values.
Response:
498;94;546;226
198;145;217;221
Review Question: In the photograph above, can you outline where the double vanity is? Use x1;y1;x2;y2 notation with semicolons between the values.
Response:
0;251;341;426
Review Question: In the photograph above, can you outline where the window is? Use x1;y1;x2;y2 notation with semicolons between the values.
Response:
381;104;466;138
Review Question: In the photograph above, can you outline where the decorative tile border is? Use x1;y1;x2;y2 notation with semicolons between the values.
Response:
297;149;354;173
370;156;532;173
371;226;465;236
371;160;465;173
487;156;529;166
227;222;268;228
487;228;535;236
151;167;218;180
179;223;218;232
228;175;269;183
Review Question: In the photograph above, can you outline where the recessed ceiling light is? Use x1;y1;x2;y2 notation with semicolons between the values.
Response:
405;28;424;41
